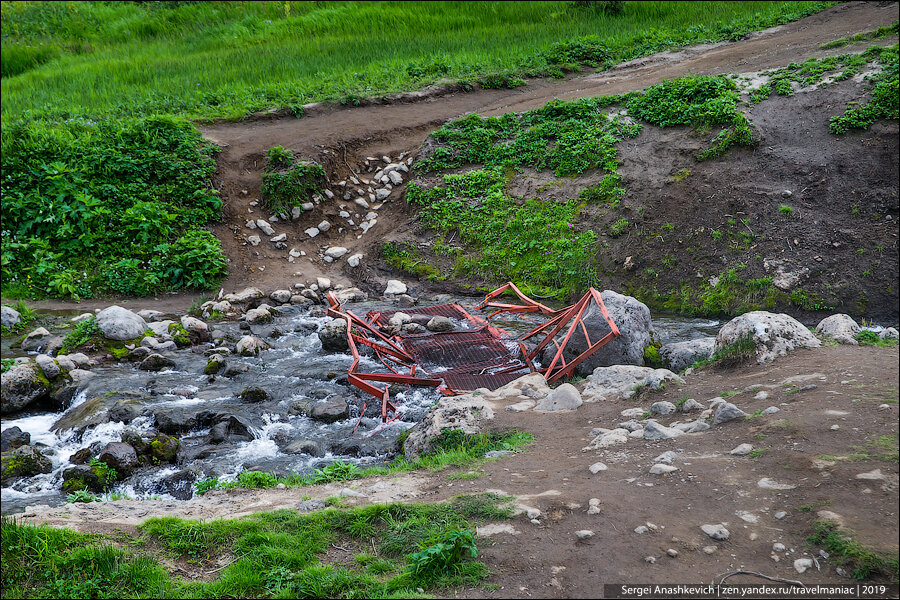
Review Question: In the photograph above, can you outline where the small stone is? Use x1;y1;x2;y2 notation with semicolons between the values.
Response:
730;443;753;456
775;511;787;520
754;391;769;400
634;525;649;534
347;253;363;268
700;524;729;540
575;530;594;540
650;401;677;416
649;463;678;475
270;233;286;242
667;549;678;558
762;406;780;414
703;545;717;555
830;424;840;431
773;543;786;552
324;247;348;259
589;462;608;474
644;556;656;564
247;235;261;246
713;402;747;424
653;451;678;464
304;227;320;238
794;558;813;574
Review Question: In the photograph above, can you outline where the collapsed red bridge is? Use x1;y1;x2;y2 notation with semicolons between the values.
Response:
326;282;620;428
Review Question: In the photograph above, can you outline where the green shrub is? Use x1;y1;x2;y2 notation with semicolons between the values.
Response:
407;529;478;581
59;316;100;354
260;153;325;215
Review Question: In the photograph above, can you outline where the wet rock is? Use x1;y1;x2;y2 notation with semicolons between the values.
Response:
581;366;683;402
223;363;249;378
139;354;176;372
236;335;268;356
180;316;210;343
156;470;196;500
307;396;349;423
543;291;651;374
98;442;138;477
815;314;860;345
70;447;94;465
426;316;454;332
245;306;273;325
150;406;199;435
141;337;177;352
205;354;226;375
21;327;52;352
284;439;325;457
1;306;21;329
1;445;51;483
714;311;820;364
35;355;61;380
149;434;180;463
1;363;51;415
318;318;349;352
96;306;147;341
713;402;747;425
108;398;146;424
533;383;582;412
659;337;715;372
209;416;253;444
1;426;30;451
240;387;269;403
61;465;106;493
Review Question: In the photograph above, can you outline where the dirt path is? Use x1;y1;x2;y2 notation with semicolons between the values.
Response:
12;1;897;315
20;344;899;595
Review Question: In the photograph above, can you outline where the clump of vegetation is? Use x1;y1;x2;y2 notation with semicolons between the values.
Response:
260;146;325;215
59;317;100;355
807;520;899;581
382;242;442;281
0;301;37;335
779;205;794;216
856;330;900;347
820;22;899;49
1;115;225;299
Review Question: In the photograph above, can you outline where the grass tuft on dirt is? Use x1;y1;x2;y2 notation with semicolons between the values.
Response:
807;520;900;582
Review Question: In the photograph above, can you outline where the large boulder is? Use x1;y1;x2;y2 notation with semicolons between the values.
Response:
659;337;716;372
1;445;52;483
318;318;349;352
1;306;21;329
714;311;821;364
581;365;684;402
223;287;265;303
307;396;350;423
155;470;196;500
815;314;860;345
404;393;495;461
1;363;51;414
541;291;652;375
533;383;582;412
96;306;147;341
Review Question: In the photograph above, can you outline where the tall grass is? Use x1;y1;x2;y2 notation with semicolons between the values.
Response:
1;1;835;121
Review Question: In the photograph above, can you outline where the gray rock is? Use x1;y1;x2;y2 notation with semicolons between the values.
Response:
318;319;349;352
236;336;268;356
762;406;780;415
223;287;265;303
533;383;582;412
653;451;679;464
675;419;711;433
816;314;860;345
298;498;327;512
1;364;50;414
156;470;195;500
325;247;348;259
794;558;813;574
879;327;899;340
1;426;30;451
141;337;177;352
542;291;652;374
634;525;649;534
426;316;454;332
701;524;730;540
347;254;363;268
575;530;594;540
21;327;52;352
256;219;275;236
308;397;349;423
650;401;676;416
284;440;325;457
681;399;704;413
180;316;210;342
1;306;21;329
714;311;820;364
404;393;494;460
582;365;683;402
95;306;147;341
589;462;608;474
98;442;138;476
1;445;52;482
138;354;176;372
55;355;76;372
713;402;747;425
642;420;683;440
384;280;407;296
730;443;753;455
649;463;678;475
245;307;273;325
67;353;92;369
659;337;716;372
333;288;366;303
35;355;60;380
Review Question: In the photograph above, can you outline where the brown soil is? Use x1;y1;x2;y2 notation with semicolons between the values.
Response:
12;1;899;319
21;344;900;595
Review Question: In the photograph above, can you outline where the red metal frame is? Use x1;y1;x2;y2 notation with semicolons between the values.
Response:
327;283;619;424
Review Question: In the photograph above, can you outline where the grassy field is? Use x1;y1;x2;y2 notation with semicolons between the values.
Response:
2;1;835;122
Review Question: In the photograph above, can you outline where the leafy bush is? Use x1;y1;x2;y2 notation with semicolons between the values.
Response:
407;529;477;581
313;460;361;484
59;316;101;354
1;115;224;298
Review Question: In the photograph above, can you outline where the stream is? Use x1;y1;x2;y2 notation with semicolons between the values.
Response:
1;297;722;515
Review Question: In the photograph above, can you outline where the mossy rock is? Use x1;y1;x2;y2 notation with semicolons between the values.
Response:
1;446;52;483
643;343;662;368
204;355;225;375
167;322;192;347
62;465;105;493
240;386;269;403
149;434;180;463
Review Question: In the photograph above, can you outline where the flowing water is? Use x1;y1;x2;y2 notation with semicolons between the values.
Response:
0;298;722;515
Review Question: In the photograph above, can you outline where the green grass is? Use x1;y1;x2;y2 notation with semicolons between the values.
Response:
1;492;512;598
1;1;837;122
0;300;37;335
856;330;900;347
820;22;899;49
807;520;899;581
195;429;533;495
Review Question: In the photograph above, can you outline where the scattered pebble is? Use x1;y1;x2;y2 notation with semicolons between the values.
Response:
634;525;649;534
775;511;787;520
576;530;594;540
794;558;814;574
700;524;729;540
667;549;679;558
773;543;786;552
730;443;753;456
589;462;608;474
703;545;718;555
644;556;656;564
